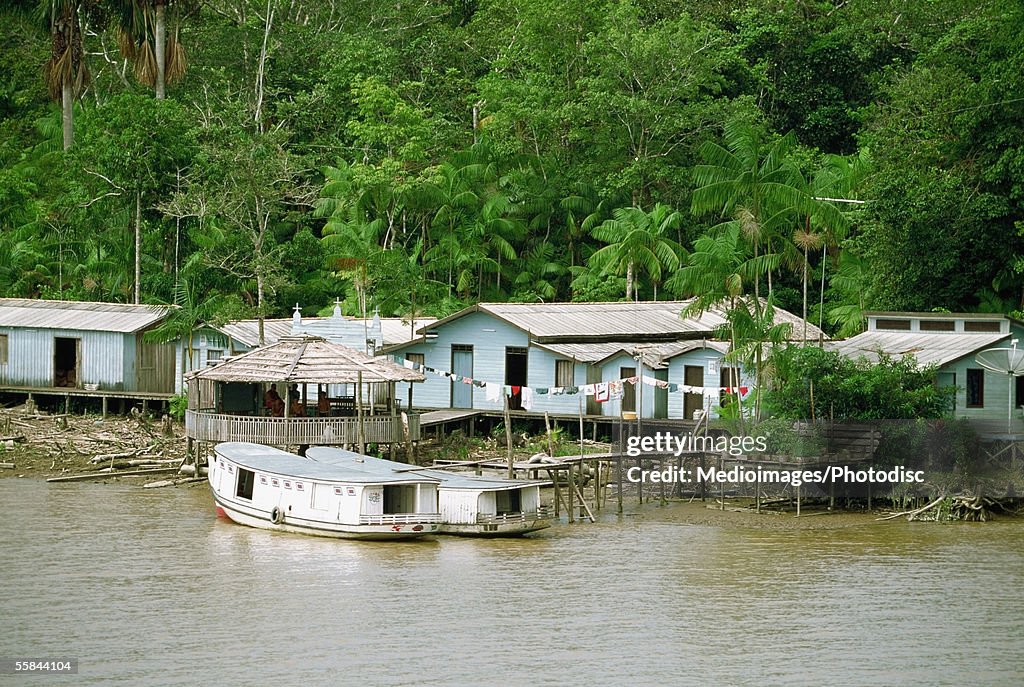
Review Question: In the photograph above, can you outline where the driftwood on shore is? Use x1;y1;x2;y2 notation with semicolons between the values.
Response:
46;467;180;483
1;406;186;480
877;492;1007;522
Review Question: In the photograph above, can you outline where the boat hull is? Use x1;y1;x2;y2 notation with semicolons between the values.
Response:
439;518;551;537
213;494;439;540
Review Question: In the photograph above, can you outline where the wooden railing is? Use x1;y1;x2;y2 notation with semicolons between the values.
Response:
476;507;550;524
360;513;442;525
185;410;421;445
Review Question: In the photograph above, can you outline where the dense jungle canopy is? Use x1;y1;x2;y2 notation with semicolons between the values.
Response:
2;0;1023;336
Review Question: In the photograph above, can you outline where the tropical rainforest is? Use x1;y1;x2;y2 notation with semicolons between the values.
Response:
2;0;1023;338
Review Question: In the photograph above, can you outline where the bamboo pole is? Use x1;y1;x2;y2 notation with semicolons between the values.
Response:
504;394;513;479
357;371;365;455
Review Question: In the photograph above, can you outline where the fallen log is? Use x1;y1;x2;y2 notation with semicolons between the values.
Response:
143;476;206;489
0;462;15;469
0;434;26;443
90;450;141;464
46;467;180;483
877;494;946;521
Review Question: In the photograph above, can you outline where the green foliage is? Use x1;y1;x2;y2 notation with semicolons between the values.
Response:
766;346;954;420
0;0;1021;327
168;393;188;421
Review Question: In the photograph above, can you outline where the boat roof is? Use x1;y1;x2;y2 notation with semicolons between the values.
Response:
214;442;440;485
305;447;548;490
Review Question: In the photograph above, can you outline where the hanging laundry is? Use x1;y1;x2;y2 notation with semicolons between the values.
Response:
534;387;549;395
462;377;473;384
402;359;416;370
625;376;639;385
550;387;564;395
521;387;535;410
641;376;658;387
566;386;579;394
608;380;624;401
581;384;596;396
595;382;610;403
485;382;502;403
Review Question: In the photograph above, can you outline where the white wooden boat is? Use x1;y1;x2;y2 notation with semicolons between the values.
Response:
209;442;442;540
305;447;551;536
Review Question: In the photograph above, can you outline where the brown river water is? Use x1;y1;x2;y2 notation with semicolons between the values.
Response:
1;478;1022;687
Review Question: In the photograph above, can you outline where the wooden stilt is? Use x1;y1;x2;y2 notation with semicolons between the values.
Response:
567;462;575;523
101;396;108;419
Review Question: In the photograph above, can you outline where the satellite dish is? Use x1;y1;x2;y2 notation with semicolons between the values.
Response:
975;344;1024;376
975;341;1024;434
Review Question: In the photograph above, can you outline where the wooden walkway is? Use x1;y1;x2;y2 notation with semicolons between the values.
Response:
419;408;484;428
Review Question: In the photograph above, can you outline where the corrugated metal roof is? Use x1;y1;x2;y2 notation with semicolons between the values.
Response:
214;319;294;348
217;317;436;349
828;331;1009;367
421;300;826;342
535;339;731;368
187;335;424;384
378;318;436;346
0;298;171;333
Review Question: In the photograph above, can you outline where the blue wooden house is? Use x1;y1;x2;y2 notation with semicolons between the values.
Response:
0;298;175;400
380;301;821;420
829;311;1024;434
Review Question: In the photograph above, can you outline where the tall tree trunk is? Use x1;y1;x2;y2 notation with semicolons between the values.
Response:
134;191;142;304
154;1;166;99
256;269;265;345
254;0;274;132
626;260;634;300
802;244;809;343
61;79;73;150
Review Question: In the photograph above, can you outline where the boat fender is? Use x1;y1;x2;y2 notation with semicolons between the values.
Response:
271;506;284;524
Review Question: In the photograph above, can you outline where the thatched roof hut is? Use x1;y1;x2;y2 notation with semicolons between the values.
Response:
185;335;423;384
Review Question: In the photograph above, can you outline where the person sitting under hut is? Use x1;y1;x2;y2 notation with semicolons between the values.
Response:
288;384;306;417
317;385;331;416
264;383;284;417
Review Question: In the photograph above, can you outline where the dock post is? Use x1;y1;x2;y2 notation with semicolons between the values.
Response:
720;453;725;511
755;463;760;513
142;399;148;416
101;396;108;419
567;463;575;523
594;459;601;512
64;394;70;415
617;456;623;514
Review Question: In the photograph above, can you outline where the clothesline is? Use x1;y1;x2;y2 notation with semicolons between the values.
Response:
393;356;751;411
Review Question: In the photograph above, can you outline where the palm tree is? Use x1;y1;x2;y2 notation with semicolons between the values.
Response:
691;118;811;301
669;221;784;420
589;203;685;300
40;0;88;149
112;0;187;99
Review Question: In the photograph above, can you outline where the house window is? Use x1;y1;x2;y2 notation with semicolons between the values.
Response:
406;353;424;368
0;333;7;364
235;468;255;500
876;319;912;331
919;320;955;332
207;349;223;362
964;320;1001;333
555;360;574;387
966;369;984;408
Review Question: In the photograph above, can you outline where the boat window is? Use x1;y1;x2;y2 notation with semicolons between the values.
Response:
236;468;255;500
496;488;522;515
383;485;416;514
